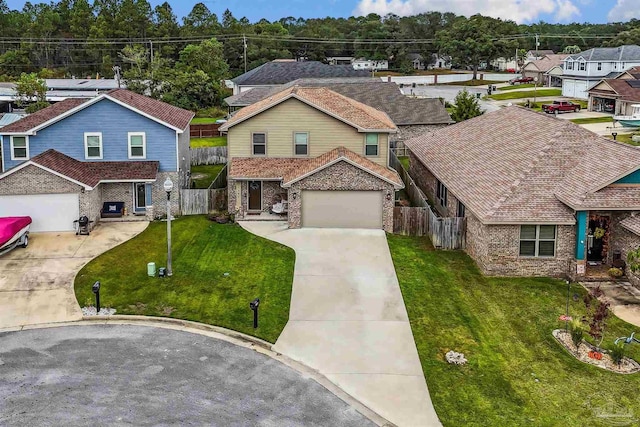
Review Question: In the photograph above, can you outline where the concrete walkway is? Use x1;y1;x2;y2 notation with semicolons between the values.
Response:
240;222;442;427
0;222;148;328
582;281;640;328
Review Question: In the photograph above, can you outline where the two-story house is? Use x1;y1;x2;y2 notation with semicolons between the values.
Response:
561;45;640;99
219;86;404;231
0;89;193;232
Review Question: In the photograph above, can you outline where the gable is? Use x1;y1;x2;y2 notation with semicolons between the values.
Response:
613;169;640;185
590;80;617;93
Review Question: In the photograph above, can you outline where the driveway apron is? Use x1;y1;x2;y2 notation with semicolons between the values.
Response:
240;222;442;427
0;222;148;329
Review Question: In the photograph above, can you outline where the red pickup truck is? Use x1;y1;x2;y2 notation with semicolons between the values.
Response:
542;101;581;114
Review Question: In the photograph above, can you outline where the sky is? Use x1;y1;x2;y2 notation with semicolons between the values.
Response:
4;0;639;25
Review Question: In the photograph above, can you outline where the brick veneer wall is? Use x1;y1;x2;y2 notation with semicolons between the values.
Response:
102;183;134;216
610;212;640;289
0;165;81;195
288;160;395;232
151;172;180;218
81;184;102;226
228;180;286;220
409;151;575;277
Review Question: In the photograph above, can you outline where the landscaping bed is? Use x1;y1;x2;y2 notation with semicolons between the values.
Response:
74;216;295;343
387;234;640;426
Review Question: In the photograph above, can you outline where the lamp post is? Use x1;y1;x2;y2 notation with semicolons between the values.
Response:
533;76;539;106
164;177;173;277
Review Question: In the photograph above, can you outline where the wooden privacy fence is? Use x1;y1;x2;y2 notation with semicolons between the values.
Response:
190;147;228;165
190;123;221;138
389;150;466;249
180;188;228;215
210;164;228;189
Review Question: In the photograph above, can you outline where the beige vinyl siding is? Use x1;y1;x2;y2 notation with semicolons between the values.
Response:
227;98;390;167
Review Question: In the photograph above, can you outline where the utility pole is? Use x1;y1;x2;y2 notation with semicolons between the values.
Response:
535;34;540;58
243;34;248;73
150;40;154;63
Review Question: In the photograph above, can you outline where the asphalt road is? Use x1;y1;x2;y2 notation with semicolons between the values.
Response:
0;325;375;427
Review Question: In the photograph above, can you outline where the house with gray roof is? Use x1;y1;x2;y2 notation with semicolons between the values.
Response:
230;60;370;95
224;78;453;148
405;106;640;286
561;45;640;99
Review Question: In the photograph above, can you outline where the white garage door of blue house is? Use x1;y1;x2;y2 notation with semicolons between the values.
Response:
0;194;80;232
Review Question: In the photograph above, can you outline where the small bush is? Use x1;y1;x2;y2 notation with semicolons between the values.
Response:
610;342;625;366
608;267;624;278
196;106;226;119
570;319;584;348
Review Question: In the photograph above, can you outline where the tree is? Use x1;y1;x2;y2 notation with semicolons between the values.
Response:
450;89;482;122
15;72;48;113
563;45;581;54
182;2;219;36
437;14;517;79
178;38;228;79
605;27;640;47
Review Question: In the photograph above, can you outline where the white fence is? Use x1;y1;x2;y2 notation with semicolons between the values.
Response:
381;73;513;85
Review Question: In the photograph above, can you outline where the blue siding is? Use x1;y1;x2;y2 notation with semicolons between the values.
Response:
575;211;587;260
2;99;177;172
614;169;640;184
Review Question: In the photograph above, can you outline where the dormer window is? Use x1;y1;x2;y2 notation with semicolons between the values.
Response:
579;61;585;71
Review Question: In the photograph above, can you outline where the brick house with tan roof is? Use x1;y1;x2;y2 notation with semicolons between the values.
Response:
219;86;404;231
0;89;193;232
405;106;640;286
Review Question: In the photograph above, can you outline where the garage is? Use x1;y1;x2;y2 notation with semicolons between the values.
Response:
0;193;80;232
301;190;382;229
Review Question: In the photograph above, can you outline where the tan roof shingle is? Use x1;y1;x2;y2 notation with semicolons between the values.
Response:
621;216;640;236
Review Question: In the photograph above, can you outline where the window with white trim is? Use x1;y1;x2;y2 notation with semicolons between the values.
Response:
519;225;556;257
294;132;308;155
128;132;146;159
579;61;585;71
597;62;602;71
10;136;28;160
365;133;379;156
84;132;103;159
436;180;447;208
566;61;573;70
252;132;266;155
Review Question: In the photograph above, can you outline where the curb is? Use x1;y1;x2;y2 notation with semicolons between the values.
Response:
3;316;395;427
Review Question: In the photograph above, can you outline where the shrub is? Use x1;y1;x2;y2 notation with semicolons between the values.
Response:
196;106;227;119
610;342;625;366
608;267;624;278
570;319;584;348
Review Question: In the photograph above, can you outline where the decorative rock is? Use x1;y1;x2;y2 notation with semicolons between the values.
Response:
445;350;468;365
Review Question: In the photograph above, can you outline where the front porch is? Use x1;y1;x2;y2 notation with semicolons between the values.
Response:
229;179;289;222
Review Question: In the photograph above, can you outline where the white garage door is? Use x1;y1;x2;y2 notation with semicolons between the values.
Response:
0;193;80;232
302;190;382;229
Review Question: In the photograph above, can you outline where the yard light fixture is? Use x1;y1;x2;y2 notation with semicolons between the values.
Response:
249;298;260;329
92;281;101;313
612;132;618;141
164;177;173;277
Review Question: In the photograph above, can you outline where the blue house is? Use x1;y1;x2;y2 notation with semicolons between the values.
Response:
0;89;193;232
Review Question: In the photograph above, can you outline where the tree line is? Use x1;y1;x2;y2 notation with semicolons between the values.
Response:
1;0;639;80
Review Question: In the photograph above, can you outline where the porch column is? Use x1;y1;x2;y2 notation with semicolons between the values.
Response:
575;211;588;275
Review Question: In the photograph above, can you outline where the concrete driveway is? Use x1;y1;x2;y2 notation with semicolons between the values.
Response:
0;222;148;329
240;222;441;427
0;325;374;426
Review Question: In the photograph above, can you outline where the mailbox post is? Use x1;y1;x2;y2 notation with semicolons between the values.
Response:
249;298;260;329
92;281;101;313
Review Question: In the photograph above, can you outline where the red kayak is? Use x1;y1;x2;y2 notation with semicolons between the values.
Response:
0;216;32;251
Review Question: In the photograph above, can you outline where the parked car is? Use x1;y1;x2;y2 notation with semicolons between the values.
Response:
509;76;534;85
542;101;581;114
506;68;517;73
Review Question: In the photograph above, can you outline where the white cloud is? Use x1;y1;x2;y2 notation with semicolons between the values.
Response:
353;0;582;24
608;0;640;22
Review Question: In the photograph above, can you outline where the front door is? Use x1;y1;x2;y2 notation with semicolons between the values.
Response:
248;181;262;211
134;183;146;212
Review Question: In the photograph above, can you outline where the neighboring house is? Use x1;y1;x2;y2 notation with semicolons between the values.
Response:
587;68;640;114
491;57;517;72
522;54;568;86
0;89;193;232
352;58;389;71
405;106;640;287
0;79;122;105
223;78;453;145
561;45;640;99
327;57;354;66
408;53;426;70
230;60;370;95
429;54;452;70
525;49;555;62
219;86;404;232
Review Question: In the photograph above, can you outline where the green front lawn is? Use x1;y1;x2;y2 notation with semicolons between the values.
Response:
75;216;295;343
190;164;225;188
387;234;640;427
607;133;640;146
191;117;221;125
442;79;503;87
570;117;614;125
398;156;410;171
489;89;562;100
190;136;227;148
498;83;536;91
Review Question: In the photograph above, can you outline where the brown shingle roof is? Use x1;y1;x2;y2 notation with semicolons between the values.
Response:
220;86;397;132
587;78;640;103
405;106;640;224
1;89;194;134
621;216;640;236
524;54;568;73
29;149;159;188
107;89;194;130
229;147;403;188
0;98;89;133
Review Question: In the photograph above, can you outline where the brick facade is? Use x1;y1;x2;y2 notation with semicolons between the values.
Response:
288;160;395;232
610;212;640;289
0;165;81;195
228;180;287;220
410;153;576;277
